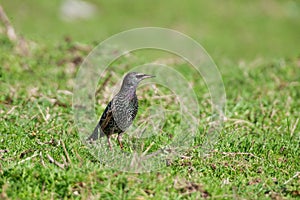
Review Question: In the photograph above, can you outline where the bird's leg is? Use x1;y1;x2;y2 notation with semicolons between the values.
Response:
117;133;124;150
107;135;112;150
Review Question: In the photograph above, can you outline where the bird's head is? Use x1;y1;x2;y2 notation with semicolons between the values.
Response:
121;72;155;90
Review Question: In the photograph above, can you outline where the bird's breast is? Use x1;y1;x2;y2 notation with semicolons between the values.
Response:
111;93;138;131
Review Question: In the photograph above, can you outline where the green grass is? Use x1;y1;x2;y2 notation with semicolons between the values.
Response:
2;0;300;61
1;1;300;199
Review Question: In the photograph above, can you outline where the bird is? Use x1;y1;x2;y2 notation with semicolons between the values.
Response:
87;72;155;150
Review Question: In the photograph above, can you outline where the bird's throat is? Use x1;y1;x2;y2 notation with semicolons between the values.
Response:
126;90;137;100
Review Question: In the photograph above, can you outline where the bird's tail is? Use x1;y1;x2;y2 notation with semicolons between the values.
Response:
87;123;105;141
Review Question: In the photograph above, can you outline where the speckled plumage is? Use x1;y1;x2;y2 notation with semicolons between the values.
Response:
88;72;154;149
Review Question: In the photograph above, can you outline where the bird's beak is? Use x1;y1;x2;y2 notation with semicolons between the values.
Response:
137;73;155;80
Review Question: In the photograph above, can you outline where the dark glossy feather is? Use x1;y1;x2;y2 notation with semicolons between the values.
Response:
87;72;154;149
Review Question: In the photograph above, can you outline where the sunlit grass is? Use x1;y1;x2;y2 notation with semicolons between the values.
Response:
0;1;300;198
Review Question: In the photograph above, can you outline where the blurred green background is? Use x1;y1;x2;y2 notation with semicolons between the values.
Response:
1;0;300;62
1;1;300;199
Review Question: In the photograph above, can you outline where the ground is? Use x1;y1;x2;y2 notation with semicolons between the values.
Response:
0;1;300;199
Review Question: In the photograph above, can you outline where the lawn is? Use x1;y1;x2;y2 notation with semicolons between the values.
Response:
0;1;300;199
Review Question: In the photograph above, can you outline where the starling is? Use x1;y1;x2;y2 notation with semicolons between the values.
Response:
88;72;155;149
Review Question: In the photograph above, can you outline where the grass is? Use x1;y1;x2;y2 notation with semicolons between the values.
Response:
2;0;300;61
1;1;300;199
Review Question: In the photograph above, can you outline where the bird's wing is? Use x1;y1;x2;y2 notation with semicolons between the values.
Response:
87;101;113;141
99;101;113;130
